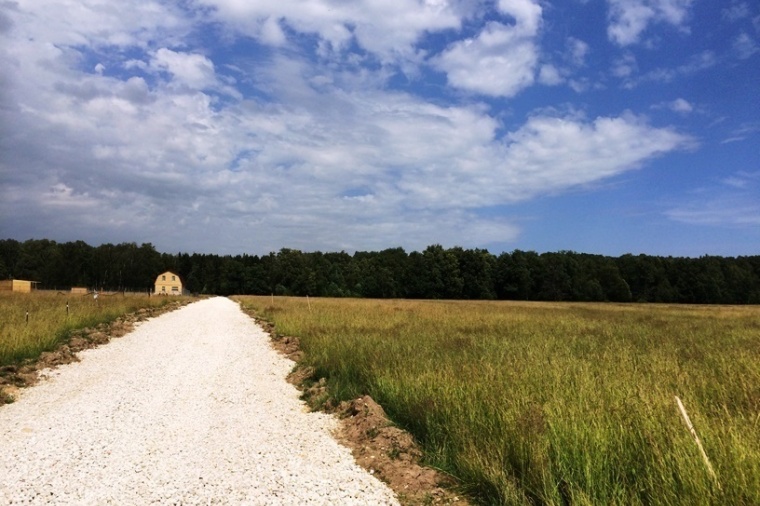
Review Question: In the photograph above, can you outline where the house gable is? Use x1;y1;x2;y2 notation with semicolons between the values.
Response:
154;271;185;295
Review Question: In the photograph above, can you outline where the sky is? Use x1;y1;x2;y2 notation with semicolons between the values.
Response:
0;0;758;257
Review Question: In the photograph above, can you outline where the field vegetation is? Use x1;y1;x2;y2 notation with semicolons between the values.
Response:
236;296;760;505
0;291;184;366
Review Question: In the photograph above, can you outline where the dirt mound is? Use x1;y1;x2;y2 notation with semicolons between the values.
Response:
334;396;464;505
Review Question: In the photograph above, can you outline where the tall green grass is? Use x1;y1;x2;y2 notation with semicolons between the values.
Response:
235;296;760;505
0;291;185;366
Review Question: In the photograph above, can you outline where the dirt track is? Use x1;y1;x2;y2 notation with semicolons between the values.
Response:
0;297;398;504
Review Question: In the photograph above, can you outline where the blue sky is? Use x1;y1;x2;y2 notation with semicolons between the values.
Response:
1;0;758;257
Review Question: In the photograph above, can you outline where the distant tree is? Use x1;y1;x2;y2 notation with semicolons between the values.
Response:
0;239;21;279
536;252;573;301
495;250;537;300
219;258;246;295
408;245;463;299
597;260;632;302
453;247;496;299
4;237;760;303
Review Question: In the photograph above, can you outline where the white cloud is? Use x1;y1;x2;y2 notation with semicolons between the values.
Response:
496;0;543;34
669;98;693;113
722;3;750;22
192;0;465;64
720;122;760;144
491;113;692;201
566;37;589;67
733;32;759;59
0;0;696;254
538;64;563;85
651;97;694;114
0;33;692;253
431;21;540;97
607;0;694;46
431;1;544;97
150;49;218;90
666;172;760;228
4;0;190;49
667;204;760;226
612;52;638;78
620;50;716;87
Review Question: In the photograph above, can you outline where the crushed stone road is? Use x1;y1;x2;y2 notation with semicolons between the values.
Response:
0;297;399;505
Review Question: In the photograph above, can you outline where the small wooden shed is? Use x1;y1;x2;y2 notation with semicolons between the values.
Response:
0;279;33;293
71;287;88;295
154;271;187;295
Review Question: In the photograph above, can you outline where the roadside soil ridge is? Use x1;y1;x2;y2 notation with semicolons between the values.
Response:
0;300;188;403
243;307;470;506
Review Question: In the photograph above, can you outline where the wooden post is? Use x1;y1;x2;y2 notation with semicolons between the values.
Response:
25;311;29;325
675;396;719;486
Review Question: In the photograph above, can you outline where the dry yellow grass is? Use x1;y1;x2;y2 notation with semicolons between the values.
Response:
236;296;760;505
0;291;186;365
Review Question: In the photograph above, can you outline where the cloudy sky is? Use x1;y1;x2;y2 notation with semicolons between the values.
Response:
1;0;758;256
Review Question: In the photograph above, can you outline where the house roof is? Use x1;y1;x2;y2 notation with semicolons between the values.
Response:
155;271;183;283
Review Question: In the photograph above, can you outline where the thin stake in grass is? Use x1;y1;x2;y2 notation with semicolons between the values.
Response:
676;395;720;487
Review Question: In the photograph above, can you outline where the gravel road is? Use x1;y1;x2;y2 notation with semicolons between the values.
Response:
0;297;399;505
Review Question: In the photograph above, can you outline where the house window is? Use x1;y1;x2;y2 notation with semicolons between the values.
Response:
172;286;179;292
162;275;166;281
161;286;166;292
172;275;176;281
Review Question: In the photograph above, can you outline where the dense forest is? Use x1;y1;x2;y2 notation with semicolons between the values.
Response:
1;238;759;304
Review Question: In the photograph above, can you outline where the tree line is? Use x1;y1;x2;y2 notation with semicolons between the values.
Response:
1;238;759;304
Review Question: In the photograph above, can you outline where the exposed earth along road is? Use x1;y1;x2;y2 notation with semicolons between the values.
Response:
0;297;399;505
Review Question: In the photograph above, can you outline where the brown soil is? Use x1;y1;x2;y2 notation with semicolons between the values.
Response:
0;301;188;404
258;319;470;506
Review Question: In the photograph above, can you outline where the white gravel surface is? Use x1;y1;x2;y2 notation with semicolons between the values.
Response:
0;297;399;505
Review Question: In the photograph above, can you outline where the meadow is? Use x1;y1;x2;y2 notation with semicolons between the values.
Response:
235;296;760;505
0;291;183;366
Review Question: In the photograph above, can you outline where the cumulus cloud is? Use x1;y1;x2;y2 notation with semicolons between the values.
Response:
431;0;543;97
0;0;695;254
192;0;465;64
538;64;563;85
150;49;218;89
4;0;189;49
607;0;694;46
431;22;540;97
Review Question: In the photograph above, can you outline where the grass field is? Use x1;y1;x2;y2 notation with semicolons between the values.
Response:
0;291;185;366
235;296;760;505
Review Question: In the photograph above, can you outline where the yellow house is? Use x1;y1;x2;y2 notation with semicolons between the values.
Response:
0;279;33;293
154;271;186;295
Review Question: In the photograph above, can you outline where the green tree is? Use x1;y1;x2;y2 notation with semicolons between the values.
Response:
452;247;496;299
